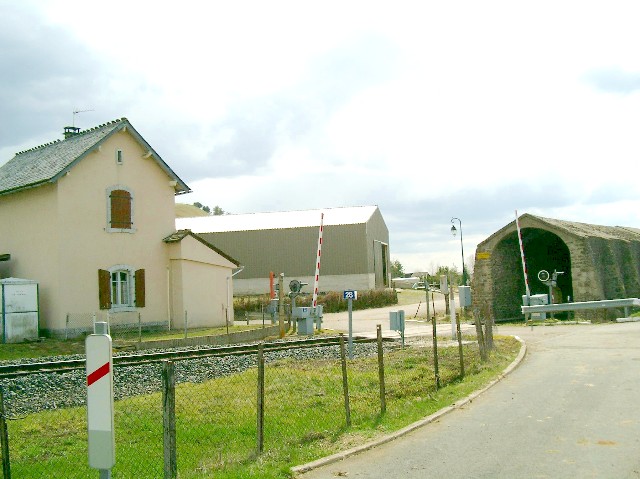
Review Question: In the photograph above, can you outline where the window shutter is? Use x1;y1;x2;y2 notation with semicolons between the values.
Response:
110;189;132;229
98;269;111;310
135;269;146;307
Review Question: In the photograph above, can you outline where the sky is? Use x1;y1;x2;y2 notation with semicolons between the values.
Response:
2;1;640;274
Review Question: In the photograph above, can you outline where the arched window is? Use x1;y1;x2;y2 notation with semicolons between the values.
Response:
106;186;135;232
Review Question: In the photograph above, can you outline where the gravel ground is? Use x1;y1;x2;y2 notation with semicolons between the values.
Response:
0;340;402;418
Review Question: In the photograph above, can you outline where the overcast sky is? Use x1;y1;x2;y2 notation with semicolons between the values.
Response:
2;1;640;274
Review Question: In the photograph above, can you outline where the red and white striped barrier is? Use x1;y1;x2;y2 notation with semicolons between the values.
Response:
312;213;324;308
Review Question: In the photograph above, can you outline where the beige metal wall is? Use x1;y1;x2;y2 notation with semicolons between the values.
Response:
233;273;375;296
198;209;390;294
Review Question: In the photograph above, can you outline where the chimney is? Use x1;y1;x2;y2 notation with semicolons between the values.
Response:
63;126;81;139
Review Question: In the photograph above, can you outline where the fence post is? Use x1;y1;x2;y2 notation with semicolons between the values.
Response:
0;386;11;479
339;334;351;427
256;343;265;454
456;312;464;378
138;312;142;344
431;300;441;390
376;325;386;415
474;310;487;361
162;361;177;479
65;313;70;341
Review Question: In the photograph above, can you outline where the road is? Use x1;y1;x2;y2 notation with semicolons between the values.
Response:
320;297;474;340
299;322;640;478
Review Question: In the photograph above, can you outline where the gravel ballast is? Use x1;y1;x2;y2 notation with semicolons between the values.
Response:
0;340;400;418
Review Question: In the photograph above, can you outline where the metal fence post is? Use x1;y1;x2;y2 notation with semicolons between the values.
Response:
431;296;441;390
0;386;11;479
376;325;386;415
256;343;265;454
456;311;465;378
138;312;142;344
162;361;177;479
65;313;70;341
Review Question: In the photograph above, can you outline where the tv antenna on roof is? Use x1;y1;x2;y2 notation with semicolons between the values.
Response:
72;108;94;127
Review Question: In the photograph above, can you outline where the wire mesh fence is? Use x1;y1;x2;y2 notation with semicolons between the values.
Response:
0;330;506;478
62;312;170;341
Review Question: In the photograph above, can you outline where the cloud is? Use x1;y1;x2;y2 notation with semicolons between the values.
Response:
584;67;640;94
160;33;401;182
0;4;141;155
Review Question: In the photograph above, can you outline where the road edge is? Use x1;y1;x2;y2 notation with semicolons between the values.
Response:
291;335;527;476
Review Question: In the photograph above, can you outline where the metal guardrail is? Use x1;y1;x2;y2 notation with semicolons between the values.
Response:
521;298;640;316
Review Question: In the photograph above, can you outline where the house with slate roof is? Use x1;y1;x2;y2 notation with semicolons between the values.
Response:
0;118;239;337
472;214;640;321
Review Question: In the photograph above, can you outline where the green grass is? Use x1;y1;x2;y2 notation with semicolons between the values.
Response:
0;338;87;361
0;324;266;361
4;336;520;478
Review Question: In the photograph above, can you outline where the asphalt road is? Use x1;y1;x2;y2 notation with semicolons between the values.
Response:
320;297;472;340
299;322;640;478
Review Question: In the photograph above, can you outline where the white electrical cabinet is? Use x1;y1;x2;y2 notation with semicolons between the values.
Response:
0;278;39;343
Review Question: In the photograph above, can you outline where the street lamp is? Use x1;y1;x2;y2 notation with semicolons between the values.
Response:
450;217;467;285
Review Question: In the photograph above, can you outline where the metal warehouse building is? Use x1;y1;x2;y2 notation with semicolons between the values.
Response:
472;214;640;321
176;205;391;295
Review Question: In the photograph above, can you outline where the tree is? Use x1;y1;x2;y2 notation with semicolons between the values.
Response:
390;259;405;278
212;205;225;216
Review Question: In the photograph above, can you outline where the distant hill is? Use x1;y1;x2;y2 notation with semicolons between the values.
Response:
175;203;210;218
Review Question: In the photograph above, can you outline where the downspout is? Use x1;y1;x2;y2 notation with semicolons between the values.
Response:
166;265;171;331
227;266;245;326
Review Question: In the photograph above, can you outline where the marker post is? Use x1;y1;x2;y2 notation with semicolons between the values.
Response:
86;322;115;478
343;290;357;359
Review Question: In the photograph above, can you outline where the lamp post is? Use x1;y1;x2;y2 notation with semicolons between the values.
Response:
450;217;467;286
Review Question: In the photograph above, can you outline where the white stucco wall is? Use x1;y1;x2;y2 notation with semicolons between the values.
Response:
167;235;237;329
0;128;182;333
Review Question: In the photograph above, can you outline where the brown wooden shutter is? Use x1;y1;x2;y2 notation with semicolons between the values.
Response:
135;269;146;307
110;189;132;229
98;269;111;310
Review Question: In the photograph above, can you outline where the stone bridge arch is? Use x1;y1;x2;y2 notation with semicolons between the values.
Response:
472;214;640;321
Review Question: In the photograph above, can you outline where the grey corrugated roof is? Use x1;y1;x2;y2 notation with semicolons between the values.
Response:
0;118;190;196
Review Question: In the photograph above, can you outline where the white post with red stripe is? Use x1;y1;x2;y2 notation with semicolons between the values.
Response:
86;322;115;474
312;212;324;309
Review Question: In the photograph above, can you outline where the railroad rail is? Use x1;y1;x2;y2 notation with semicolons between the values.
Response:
0;335;385;379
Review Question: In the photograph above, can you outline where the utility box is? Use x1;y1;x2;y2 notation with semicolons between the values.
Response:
458;286;472;307
523;293;548;320
0;278;39;343
390;310;405;332
440;275;448;293
292;305;323;335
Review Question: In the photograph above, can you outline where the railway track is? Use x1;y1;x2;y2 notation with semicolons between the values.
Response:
0;335;385;379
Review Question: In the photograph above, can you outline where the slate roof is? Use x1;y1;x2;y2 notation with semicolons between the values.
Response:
0;118;190;196
163;229;240;266
176;205;380;233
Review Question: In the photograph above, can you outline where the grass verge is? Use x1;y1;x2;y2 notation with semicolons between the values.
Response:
4;336;520;478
